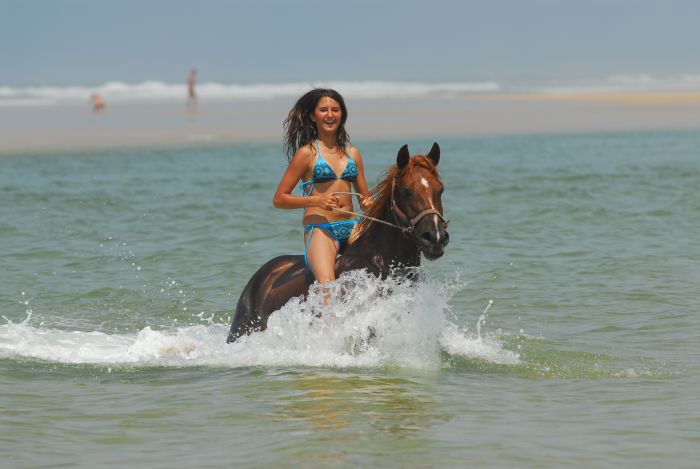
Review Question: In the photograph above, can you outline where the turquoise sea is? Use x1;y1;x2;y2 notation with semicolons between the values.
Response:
1;131;699;468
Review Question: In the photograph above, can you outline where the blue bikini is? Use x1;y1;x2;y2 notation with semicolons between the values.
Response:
300;140;360;269
300;140;358;195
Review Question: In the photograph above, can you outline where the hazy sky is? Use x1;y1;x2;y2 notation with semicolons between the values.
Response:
3;0;699;86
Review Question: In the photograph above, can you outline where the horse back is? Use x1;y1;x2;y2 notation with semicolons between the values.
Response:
228;247;383;343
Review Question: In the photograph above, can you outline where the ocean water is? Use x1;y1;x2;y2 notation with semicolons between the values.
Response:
1;131;699;467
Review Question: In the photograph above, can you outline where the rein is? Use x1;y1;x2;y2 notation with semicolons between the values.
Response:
332;183;449;235
331;192;411;233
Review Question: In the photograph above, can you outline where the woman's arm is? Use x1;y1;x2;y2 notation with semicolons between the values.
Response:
349;147;373;211
272;147;339;211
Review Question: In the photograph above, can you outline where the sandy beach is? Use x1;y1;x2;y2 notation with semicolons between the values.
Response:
2;92;700;155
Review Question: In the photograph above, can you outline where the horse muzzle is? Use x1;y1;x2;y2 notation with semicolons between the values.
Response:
417;224;449;261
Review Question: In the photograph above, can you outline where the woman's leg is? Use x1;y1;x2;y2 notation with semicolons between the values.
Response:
304;227;339;284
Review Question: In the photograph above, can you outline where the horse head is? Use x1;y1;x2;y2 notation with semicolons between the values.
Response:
392;143;449;260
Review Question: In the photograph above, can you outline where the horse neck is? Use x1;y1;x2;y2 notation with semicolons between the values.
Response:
377;222;422;267
351;206;421;273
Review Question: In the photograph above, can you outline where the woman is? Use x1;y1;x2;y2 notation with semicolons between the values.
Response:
273;89;372;286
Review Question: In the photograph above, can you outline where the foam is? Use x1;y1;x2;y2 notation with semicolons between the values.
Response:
4;74;700;107
0;80;500;106
0;270;520;369
534;73;700;95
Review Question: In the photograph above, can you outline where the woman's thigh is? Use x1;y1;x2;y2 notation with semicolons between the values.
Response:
305;227;339;283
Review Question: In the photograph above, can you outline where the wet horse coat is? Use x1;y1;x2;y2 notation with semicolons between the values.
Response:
227;143;449;343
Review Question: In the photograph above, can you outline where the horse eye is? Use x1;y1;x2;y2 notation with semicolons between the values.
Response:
402;189;412;198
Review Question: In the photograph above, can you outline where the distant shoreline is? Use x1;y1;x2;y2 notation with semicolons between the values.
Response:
2;92;700;155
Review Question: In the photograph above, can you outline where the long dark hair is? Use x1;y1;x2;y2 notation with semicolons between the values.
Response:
283;88;350;161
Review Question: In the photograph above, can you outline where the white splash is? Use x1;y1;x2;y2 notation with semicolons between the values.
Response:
0;271;519;369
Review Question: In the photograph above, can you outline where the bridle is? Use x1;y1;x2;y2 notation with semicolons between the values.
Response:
389;178;449;236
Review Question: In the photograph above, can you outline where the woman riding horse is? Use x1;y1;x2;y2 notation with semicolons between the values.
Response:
227;143;449;343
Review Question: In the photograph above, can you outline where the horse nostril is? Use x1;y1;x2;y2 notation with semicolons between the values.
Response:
441;231;450;246
421;231;437;245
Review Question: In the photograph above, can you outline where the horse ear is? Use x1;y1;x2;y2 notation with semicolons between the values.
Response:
427;142;440;166
397;144;410;168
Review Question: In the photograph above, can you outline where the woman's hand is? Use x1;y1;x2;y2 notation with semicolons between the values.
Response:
316;193;340;211
359;194;373;211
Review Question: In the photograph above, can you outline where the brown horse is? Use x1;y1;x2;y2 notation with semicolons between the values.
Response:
227;143;449;343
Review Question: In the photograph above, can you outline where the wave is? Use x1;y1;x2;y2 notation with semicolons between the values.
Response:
0;80;501;106
532;73;700;95
2;73;700;107
0;270;518;369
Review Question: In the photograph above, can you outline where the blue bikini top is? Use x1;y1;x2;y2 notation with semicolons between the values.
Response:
300;140;358;194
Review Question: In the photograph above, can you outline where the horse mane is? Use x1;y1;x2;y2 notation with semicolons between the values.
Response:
354;155;439;240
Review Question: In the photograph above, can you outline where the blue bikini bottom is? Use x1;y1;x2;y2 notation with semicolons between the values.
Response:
303;218;360;269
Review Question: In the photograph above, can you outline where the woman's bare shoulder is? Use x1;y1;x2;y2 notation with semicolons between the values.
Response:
347;145;363;161
290;143;316;166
